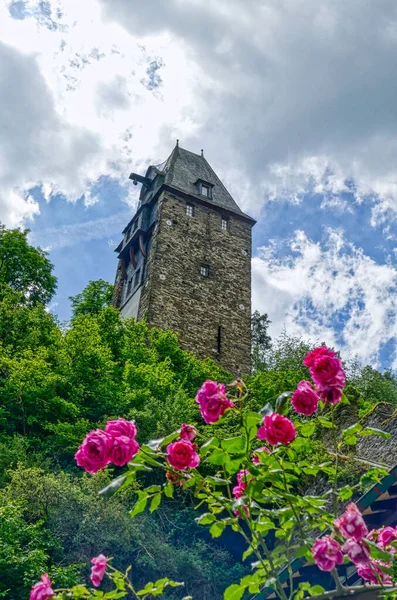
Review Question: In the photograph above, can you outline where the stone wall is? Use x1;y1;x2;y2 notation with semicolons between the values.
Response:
139;190;253;374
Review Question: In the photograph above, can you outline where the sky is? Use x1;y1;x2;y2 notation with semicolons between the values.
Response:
2;0;397;369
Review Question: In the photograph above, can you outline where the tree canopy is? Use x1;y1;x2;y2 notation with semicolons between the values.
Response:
0;224;57;305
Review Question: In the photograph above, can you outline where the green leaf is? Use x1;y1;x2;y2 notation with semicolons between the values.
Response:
164;483;174;498
196;512;216;525
338;485;353;501
130;493;148;518
147;430;180;450
210;520;226;538
224;584;245;600
300;423;316;437
98;476;126;498
318;416;334;428
243;411;262;428
242;546;254;561
207;449;229;465
275;391;292;415
360;427;391;439
344;435;357;445
342;423;362;436
149;493;162;513
366;540;393;562
200;437;220;455
309;585;325;596
360;467;389;487
221;437;246;453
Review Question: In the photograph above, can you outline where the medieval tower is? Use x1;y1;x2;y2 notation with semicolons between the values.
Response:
112;143;255;374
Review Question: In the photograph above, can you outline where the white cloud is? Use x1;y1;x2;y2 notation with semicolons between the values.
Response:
252;229;397;367
0;0;200;225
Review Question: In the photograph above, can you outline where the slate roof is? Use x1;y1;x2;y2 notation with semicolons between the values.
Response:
151;145;254;222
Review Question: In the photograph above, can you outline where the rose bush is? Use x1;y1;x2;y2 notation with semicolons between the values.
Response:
33;346;397;600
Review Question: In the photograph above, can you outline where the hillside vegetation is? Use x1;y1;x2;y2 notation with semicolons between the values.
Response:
1;224;397;599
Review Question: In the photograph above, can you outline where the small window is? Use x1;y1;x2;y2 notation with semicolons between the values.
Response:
186;204;194;217
132;219;138;232
134;269;141;288
201;184;210;198
221;218;228;231
126;278;132;296
200;265;209;277
217;325;222;354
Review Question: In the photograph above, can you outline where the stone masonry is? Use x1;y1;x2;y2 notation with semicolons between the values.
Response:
112;144;255;374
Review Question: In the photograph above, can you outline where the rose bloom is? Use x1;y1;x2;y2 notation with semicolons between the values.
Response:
257;413;296;446
378;526;397;548
180;423;197;441
317;386;343;406
109;435;140;466
312;536;344;572
75;429;113;473
342;538;371;565
105;418;137;440
90;554;108;587
334;503;368;542
232;485;245;499
357;561;392;585
252;446;270;464
195;380;234;424
310;355;346;390
303;346;336;369
167;439;200;470
291;380;319;416
30;574;54;600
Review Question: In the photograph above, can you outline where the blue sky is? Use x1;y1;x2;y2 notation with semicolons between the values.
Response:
2;0;397;369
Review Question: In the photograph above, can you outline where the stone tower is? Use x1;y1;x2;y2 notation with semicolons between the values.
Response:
112;143;255;374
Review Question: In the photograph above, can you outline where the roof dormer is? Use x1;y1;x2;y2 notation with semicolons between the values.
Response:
194;178;214;199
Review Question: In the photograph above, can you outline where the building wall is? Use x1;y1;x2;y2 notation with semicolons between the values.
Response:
140;190;252;374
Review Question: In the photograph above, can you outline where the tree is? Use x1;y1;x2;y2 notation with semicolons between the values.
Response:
251;311;272;371
0;225;57;305
69;279;114;320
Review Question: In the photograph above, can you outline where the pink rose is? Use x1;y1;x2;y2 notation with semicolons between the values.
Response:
317;386;343;406
291;380;319;416
180;424;197;441
237;469;252;487
252;446;270;464
167;440;200;470
75;429;113;474
310;355;346;390
342;538;371;565
90;554;108;587
378;526;397;549
312;536;344;572
109;435;140;466
357;561;392;585
30;574;54;600
232;485;245;499
334;503;368;542
195;380;234;424
105;418;137;440
257;413;296;446
303;346;336;368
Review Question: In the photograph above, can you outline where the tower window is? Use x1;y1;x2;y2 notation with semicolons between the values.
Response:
201;184;210;198
200;264;209;277
186;204;194;217
126;278;132;296
221;218;228;231
134;268;141;288
217;325;222;354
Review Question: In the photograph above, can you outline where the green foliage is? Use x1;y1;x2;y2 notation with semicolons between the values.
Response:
70;279;114;320
0;224;57;305
251;311;272;372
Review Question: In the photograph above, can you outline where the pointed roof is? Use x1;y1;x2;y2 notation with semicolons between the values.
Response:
146;145;254;222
